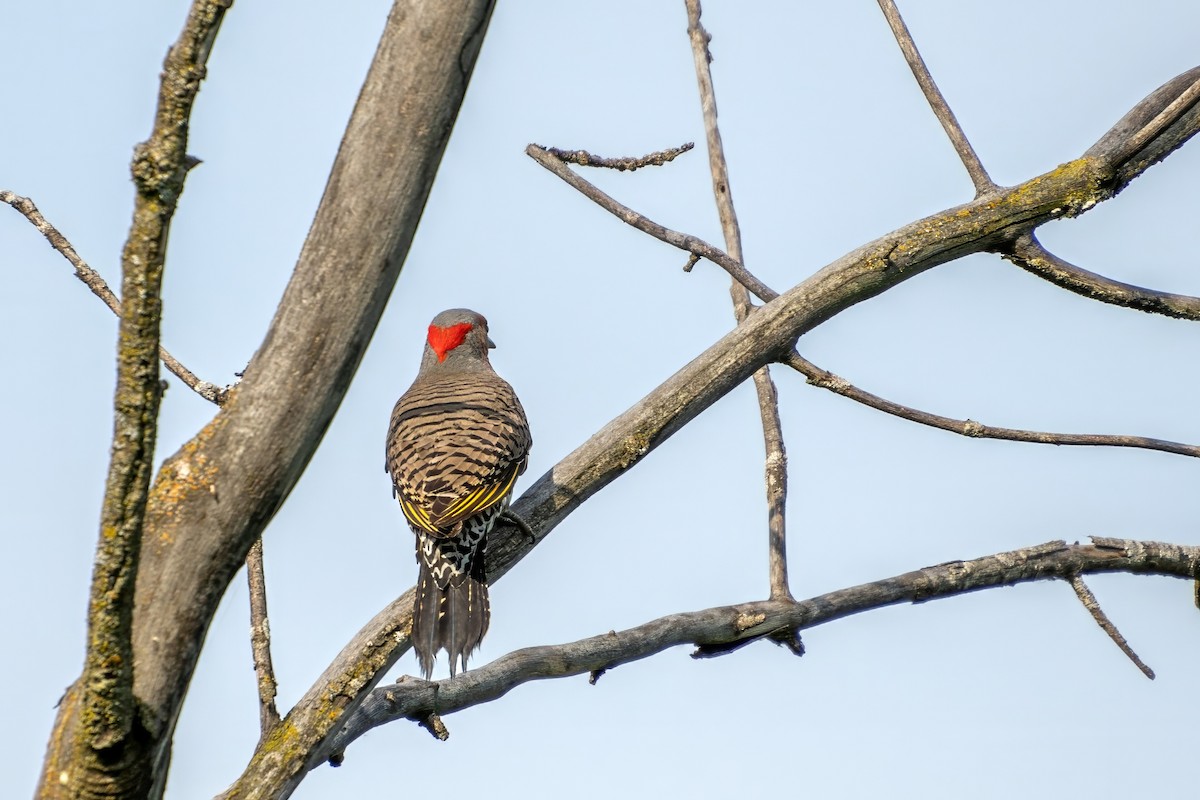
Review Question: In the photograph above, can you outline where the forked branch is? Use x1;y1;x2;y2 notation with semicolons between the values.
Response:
526;143;779;304
1;190;228;405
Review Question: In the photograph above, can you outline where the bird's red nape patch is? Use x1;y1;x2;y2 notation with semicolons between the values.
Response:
427;322;473;362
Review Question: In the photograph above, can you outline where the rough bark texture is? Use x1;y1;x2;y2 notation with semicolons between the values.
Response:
37;1;496;798
38;3;231;798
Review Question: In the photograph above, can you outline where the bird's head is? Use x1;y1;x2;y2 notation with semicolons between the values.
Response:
421;308;496;370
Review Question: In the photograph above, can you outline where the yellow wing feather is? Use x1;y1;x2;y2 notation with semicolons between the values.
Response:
437;460;522;525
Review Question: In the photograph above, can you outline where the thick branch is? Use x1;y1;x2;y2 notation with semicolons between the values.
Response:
0;191;228;405
1003;233;1200;320
783;350;1200;459
321;538;1199;761
685;0;792;600
230;64;1200;798
40;3;231;798
876;0;995;193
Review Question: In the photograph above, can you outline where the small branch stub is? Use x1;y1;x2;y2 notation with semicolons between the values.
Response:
416;713;449;741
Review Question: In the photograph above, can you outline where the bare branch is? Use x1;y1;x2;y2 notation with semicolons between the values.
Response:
246;538;281;739
1003;233;1200;321
875;0;995;193
319;537;1198;763
539;142;694;171
526;143;779;303
1069;575;1154;680
47;1;233;795
1;190;228;405
685;0;792;601
783;350;1200;459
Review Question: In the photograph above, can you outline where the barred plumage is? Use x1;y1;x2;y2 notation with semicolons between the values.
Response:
386;309;531;678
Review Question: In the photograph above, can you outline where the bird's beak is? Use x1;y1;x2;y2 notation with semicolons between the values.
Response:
486;336;497;349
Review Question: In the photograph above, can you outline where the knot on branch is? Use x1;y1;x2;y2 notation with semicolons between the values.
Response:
130;142;186;202
807;370;849;393
735;611;767;632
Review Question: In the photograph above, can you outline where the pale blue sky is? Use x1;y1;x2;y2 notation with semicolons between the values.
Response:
3;2;1199;798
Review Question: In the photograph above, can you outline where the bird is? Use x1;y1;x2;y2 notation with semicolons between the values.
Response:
385;309;532;678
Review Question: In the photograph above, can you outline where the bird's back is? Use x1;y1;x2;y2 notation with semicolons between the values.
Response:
386;370;531;533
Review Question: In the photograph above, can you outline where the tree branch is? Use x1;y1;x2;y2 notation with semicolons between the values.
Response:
540;142;694;171
782;350;1200;459
1;190;227;405
42;2;233;798
1002;233;1200;320
246;539;281;739
526;143;779;304
226;63;1200;799
1069;575;1154;679
685;0;792;601
319;537;1198;763
876;0;995;194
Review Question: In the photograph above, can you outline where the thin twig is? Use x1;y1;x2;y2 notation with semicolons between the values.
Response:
1069;575;1155;679
1004;233;1200;320
685;0;792;601
782;350;1200;459
246;538;281;739
320;537;1199;763
1;190;228;405
875;0;995;194
539;142;694;171
526;144;779;304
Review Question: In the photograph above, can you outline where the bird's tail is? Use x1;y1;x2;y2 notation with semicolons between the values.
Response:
413;531;491;679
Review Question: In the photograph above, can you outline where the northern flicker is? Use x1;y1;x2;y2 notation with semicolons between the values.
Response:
385;309;532;678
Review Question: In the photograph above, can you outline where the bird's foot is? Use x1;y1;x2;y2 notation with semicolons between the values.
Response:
499;509;536;545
